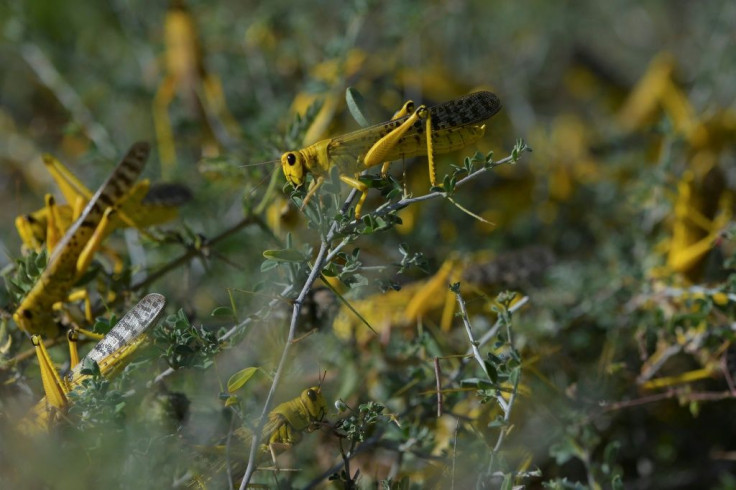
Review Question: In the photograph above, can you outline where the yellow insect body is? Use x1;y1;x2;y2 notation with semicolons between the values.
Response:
192;385;327;485
15;153;190;254
258;385;327;464
13;142;150;338
265;385;327;445
281;91;502;217
23;293;166;433
15;195;75;252
618;54;734;281
333;247;553;343
666;166;732;280
154;0;240;175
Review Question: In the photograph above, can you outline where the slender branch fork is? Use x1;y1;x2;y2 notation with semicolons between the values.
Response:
240;187;356;487
342;153;519;234
453;289;520;470
240;147;526;488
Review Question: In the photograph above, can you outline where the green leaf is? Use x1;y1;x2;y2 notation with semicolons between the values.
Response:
460;377;494;389
80;357;101;377
386;187;401;200
224;394;240;407
603;440;620;467
262;249;307;262
484;361;498;383
509;366;521;385
612;475;624;490
260;259;279;272
210;306;233;317
227;366;260;393
500;474;513;490
346;87;370;128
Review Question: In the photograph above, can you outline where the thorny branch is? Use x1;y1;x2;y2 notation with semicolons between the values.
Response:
240;146;527;487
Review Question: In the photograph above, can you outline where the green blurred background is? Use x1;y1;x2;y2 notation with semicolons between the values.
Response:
1;0;735;488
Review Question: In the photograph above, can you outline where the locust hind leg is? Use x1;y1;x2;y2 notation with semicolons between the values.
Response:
362;103;437;191
202;74;242;140
666;169;732;276
380;100;416;178
370;101;438;187
28;334;71;432
268;423;301;467
354;103;429;218
44;195;67;252
74;207;117;282
58;206;118;361
363;104;428;170
154;75;178;178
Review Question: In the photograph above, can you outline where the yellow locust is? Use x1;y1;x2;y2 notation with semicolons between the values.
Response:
333;247;551;344
154;0;240;176
194;385;327;484
15;151;190;256
13;142;151;340
231;385;328;462
618;53;734;281
281;90;502;217
23;293;166;433
261;384;328;462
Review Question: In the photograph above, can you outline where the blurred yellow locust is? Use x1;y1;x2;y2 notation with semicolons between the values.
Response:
262;384;327;463
618;53;734;281
13;142;150;340
333;247;551;344
192;384;327;485
154;0;240;176
16;150;190;256
23;293;166;433
281;91;502;218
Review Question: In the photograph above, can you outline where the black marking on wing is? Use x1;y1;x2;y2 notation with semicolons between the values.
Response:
326;92;501;159
82;293;165;363
142;183;193;207
428;91;502;130
47;142;150;267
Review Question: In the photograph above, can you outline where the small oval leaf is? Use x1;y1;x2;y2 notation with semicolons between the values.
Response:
224;394;240;407
227;367;260;393
346;87;370;128
263;249;307;262
210;306;233;317
260;259;279;272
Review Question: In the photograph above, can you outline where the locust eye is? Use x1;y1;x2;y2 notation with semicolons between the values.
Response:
286;153;297;165
307;389;317;401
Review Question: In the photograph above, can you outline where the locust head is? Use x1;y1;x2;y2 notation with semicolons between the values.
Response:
301;385;327;423
281;151;307;187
